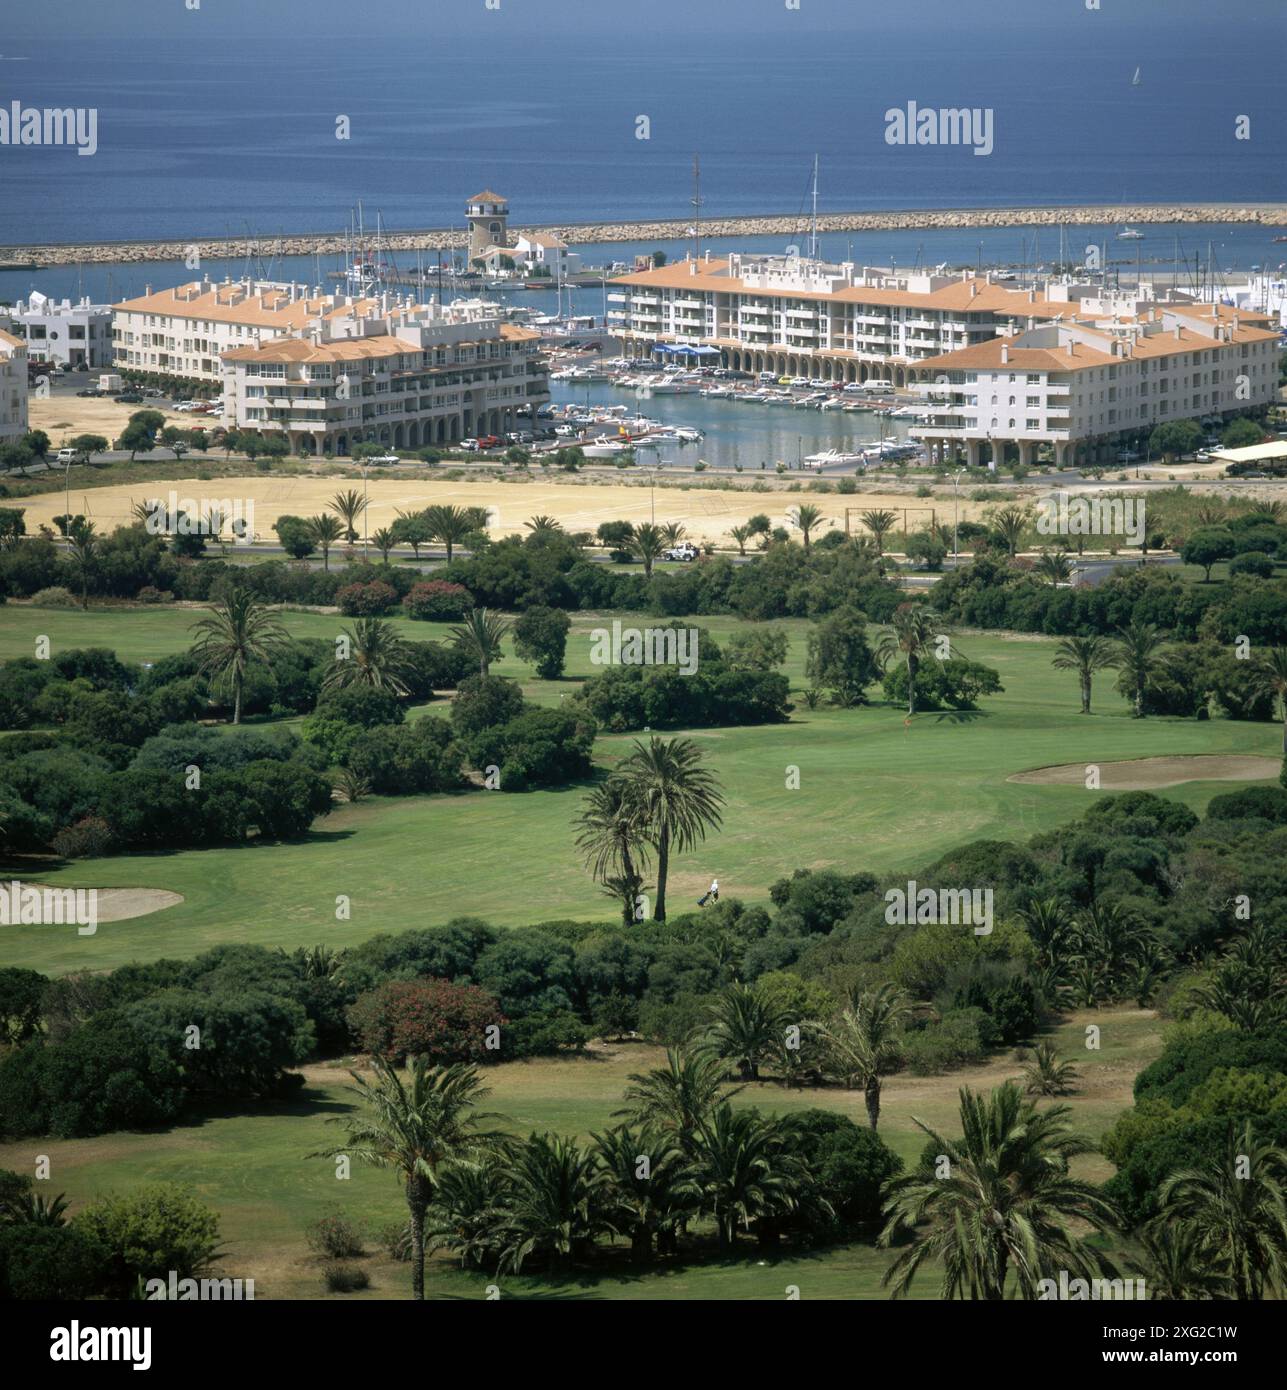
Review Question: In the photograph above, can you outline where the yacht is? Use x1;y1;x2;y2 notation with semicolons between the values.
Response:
804;448;868;469
1117;226;1145;241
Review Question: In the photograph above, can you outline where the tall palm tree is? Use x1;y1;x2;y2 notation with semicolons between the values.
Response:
494;1133;614;1275
879;1082;1121;1299
704;983;784;1082
631;522;666;578
991;506;1030;558
322;616;415;696
65;517;98;611
1051;634;1117;715
617;735;724;921
425;504;475;563
661;522;687;547
1016;895;1075;969
861;509;898;555
728;524;751;556
189;586;288;724
617;1046;739;1152
1247;647;1287;753
306;513;345;570
692;1105;805;1253
1157;1121;1287;1300
789;503;825;550
311;1057;504;1300
449;606;511;677
1034;548;1072;586
592;1125;699;1260
811;984;911;1129
574;777;650;926
1111;620;1164;718
874;603;942;717
329;488;367;544
524;514;563;536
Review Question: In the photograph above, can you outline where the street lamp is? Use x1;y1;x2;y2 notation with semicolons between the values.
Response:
362;461;369;561
950;468;965;562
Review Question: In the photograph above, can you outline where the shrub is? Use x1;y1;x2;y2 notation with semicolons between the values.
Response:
72;1184;221;1299
1205;785;1287;825
466;706;596;790
512;605;572;679
403;579;471;622
0;1224;105;1300
1228;550;1274;579
136;585;174;604
306;1210;366;1259
377;1221;412;1262
323;1262;370;1292
29;586;77;608
335;580;399;616
346;978;506;1064
50;815;116;859
450;674;524;737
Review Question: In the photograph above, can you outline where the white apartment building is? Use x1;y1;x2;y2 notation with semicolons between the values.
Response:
512;232;582;279
7;292;114;369
608;253;1098;387
912;303;1280;468
112;278;397;386
221;299;548;456
0;329;29;444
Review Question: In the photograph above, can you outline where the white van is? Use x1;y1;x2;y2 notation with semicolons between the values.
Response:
862;379;894;392
56;447;77;463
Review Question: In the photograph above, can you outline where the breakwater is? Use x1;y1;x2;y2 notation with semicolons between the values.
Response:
2;203;1285;271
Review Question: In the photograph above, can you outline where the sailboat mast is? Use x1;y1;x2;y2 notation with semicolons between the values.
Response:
691;154;703;263
809;154;819;260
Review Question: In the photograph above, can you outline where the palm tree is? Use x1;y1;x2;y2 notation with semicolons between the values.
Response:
494;1133;614;1275
591;1125;699;1260
1126;1221;1230;1300
789;502;825;550
1111;620;1164;718
704;983;784;1082
329;488;366;544
728;524;751;556
306;513;345;570
574;777;650;926
1248;499;1285;523
424;1153;512;1271
861;509;898;555
1019;1041;1079;1096
311;1057;504;1300
189;586;288;724
692;1105;805;1253
1247;647;1287;753
1051;634;1116;715
449;606;511;677
1034;548;1072;586
322;617;415;696
661;522;687;547
879;1082;1122;1299
990;506;1030;557
372;526;397;562
874;603;942;717
1016;895;1075;969
617;1046;740;1152
1156;1121;1287;1300
617;736;724;921
65;517;98;611
524;514;563;536
811;984;911;1129
425;504;475;562
631;522;666;578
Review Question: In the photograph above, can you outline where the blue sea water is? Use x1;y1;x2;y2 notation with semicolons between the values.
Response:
0;7;1283;250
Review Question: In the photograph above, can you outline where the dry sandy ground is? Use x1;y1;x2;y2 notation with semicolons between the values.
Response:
1009;753;1281;790
4;884;184;922
30;395;198;444
12;474;995;546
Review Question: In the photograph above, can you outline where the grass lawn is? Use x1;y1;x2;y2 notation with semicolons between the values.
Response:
0;1007;1159;1300
0;603;1280;974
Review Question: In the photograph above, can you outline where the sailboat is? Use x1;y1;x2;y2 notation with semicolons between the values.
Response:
1131;66;1141;86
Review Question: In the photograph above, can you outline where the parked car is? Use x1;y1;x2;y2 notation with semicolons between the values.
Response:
460;439;481;452
368;453;400;464
476;434;501;449
75;388;103;398
113;392;144;404
662;542;700;562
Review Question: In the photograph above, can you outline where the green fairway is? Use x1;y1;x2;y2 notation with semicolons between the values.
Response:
0;1008;1158;1300
1;603;1279;974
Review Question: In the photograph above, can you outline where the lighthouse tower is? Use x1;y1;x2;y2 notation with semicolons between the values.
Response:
466;190;510;263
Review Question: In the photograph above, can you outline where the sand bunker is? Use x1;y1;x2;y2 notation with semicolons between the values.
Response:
6;885;184;922
1008;754;1281;791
